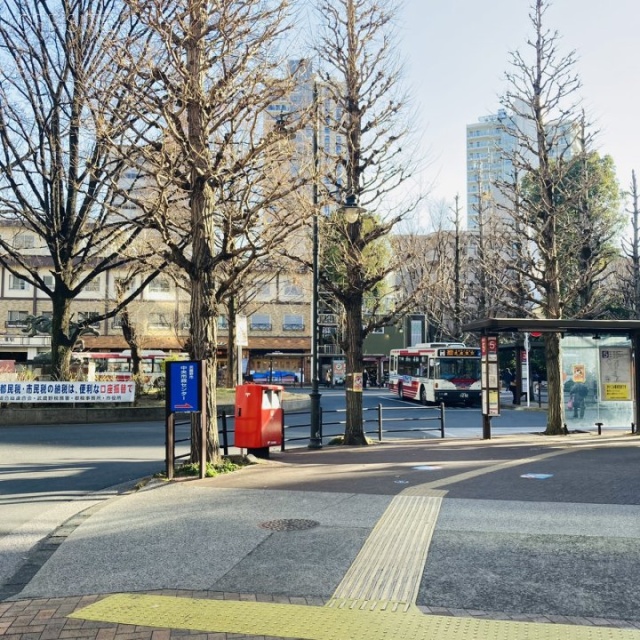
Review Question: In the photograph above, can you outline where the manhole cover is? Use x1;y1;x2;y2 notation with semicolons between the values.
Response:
259;519;320;531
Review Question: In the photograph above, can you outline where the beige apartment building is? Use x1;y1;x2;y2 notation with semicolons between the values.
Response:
0;225;312;376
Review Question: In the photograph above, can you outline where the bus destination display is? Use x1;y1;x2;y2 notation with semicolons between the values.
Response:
438;348;480;357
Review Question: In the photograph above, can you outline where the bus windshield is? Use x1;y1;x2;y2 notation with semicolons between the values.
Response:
436;357;481;382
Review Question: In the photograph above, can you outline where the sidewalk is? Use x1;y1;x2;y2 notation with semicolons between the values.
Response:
3;431;640;639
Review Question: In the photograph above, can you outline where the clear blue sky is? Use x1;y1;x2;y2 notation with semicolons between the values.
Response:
399;0;640;221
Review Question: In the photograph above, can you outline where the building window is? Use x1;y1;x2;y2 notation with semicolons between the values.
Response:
283;314;304;331
42;275;54;288
13;234;34;250
149;277;171;293
218;316;228;329
281;281;303;299
182;314;191;330
84;277;101;292
9;274;28;290
371;326;385;335
410;319;423;346
78;311;100;327
250;314;271;331
255;282;274;301
149;313;171;329
6;310;29;327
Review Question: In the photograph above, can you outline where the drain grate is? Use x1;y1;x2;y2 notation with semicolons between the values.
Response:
259;519;320;531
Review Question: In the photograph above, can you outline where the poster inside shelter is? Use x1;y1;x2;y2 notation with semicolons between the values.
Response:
599;348;632;401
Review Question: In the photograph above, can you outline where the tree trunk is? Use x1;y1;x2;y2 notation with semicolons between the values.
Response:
185;0;220;466
121;308;142;401
343;291;366;445
50;294;74;381
189;266;221;465
544;332;565;435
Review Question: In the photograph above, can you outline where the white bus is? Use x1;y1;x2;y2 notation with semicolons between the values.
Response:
74;350;184;389
388;343;482;406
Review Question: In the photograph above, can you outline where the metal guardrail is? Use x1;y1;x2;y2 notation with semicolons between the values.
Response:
280;403;445;449
165;415;195;479
215;403;446;454
374;403;445;440
218;411;234;456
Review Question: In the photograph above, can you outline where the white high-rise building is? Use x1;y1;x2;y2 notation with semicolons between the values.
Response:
466;108;581;229
265;60;348;202
466;109;519;230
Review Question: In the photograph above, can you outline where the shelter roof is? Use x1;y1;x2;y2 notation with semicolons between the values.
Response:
462;317;640;336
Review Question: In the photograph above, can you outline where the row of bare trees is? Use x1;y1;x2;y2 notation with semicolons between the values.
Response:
0;0;424;456
398;0;636;435
1;0;637;446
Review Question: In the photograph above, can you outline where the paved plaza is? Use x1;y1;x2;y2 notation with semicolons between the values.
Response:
2;431;640;639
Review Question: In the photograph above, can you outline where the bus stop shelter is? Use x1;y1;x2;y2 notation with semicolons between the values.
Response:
462;317;640;434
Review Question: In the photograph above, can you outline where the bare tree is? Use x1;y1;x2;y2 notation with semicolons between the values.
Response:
395;198;474;343
313;0;423;445
621;170;640;318
0;0;161;379
116;0;308;464
496;0;598;434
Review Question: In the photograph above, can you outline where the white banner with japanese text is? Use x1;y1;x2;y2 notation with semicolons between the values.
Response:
0;381;135;403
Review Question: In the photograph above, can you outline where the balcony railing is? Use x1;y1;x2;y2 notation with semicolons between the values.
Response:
1;334;51;346
5;320;28;328
318;313;338;326
250;323;272;331
319;344;343;355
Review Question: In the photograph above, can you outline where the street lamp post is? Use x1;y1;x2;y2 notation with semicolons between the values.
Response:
309;82;322;449
340;193;365;223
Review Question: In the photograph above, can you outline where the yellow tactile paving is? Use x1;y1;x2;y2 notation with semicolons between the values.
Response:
68;435;640;638
329;495;442;608
70;593;640;639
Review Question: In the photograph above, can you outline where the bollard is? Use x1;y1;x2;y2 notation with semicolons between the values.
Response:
595;422;603;436
219;412;229;456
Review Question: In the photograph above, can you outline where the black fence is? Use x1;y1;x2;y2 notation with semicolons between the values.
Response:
216;402;445;454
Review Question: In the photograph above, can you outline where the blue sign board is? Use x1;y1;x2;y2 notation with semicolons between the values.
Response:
167;361;201;413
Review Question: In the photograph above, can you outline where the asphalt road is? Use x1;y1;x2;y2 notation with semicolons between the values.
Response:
284;387;550;442
0;389;621;590
0;390;548;535
0;421;184;535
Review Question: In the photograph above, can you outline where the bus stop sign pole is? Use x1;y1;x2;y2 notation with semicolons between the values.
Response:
480;335;500;439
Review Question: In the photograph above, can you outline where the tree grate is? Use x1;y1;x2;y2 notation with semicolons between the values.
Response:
259;519;320;531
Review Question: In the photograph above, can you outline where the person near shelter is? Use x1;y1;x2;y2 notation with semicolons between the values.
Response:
502;368;514;392
570;381;589;419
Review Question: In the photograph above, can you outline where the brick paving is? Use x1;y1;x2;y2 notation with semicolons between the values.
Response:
2;591;640;639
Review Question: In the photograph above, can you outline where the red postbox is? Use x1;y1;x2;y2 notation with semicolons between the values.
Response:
235;383;283;456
